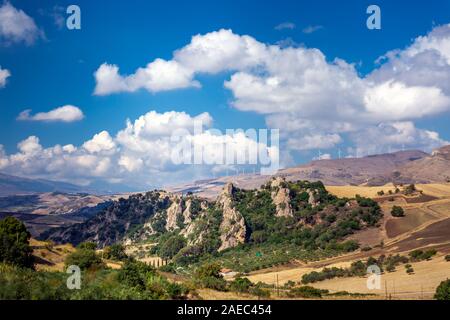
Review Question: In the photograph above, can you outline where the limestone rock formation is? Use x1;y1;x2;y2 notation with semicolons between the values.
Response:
182;199;193;225
270;177;293;217
217;183;246;251
165;196;183;231
307;189;319;207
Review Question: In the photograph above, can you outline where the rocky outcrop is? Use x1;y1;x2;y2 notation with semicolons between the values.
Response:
307;189;320;207
180;199;197;239
166;196;183;231
217;183;246;251
182;199;193;225
270;177;293;218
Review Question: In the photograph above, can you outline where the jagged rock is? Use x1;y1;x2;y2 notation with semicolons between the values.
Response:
270;177;293;217
307;188;319;207
182;199;193;225
166;196;183;231
217;183;246;251
180;199;198;239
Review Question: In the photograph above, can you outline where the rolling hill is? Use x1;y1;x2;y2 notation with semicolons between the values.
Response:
0;172;87;196
168;146;450;198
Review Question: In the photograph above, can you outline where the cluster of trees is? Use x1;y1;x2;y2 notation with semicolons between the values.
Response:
391;205;405;217
0;217;34;269
435;279;450;300
0;216;189;300
192;262;270;298
301;250;440;284
408;249;437;262
301;260;368;284
287;286;329;298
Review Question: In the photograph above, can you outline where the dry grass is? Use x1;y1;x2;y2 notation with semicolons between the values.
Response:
31;238;76;272
247;255;450;300
326;183;450;199
311;255;450;299
196;288;261;300
326;184;397;198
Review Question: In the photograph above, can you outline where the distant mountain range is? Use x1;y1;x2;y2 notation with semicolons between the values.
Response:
169;145;450;198
0;173;87;196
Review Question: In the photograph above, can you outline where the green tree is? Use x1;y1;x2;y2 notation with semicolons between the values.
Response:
195;262;227;291
104;244;128;261
391;206;405;217
229;277;252;293
159;235;186;259
0;217;33;268
77;242;97;251
65;248;104;270
434;279;450;300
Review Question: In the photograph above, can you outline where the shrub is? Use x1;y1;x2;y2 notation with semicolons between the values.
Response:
288;286;328;298
118;260;151;290
103;244;128;261
65;248;105;270
405;264;414;274
229;277;252;293
249;284;271;298
404;184;416;195
445;255;450;262
0;217;33;269
194;262;227;291
434;279;450;300
77;242;97;251
159;235;187;259
386;263;396;272
391;206;405;217
409;249;437;261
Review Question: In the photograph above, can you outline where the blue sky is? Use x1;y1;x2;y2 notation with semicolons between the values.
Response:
1;0;450;190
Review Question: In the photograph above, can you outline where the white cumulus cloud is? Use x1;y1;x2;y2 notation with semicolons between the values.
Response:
0;66;10;87
0;110;275;188
17;105;84;122
0;2;43;45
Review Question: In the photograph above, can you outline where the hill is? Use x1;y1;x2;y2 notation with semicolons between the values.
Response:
0;172;88;196
42;178;383;272
169;146;450;198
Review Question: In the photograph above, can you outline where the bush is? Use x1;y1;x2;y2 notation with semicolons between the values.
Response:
104;244;128;261
249;284;271;298
445;255;450;262
65;248;105;270
229;277;252;293
77;242;97;251
434;279;450;300
405;264;414;274
159;235;186;259
118;260;151;290
391;206;405;217
386;263;396;272
409;249;437;261
194;262;227;291
0;217;33;269
288;286;328;298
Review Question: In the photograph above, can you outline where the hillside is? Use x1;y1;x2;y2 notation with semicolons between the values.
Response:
42;178;383;272
0;172;88;196
169;146;450;198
